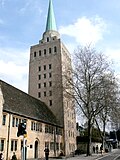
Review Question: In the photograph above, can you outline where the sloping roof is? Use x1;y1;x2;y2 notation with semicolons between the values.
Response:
0;80;61;127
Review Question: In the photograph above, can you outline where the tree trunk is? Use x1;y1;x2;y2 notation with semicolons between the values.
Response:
102;120;106;151
86;119;92;156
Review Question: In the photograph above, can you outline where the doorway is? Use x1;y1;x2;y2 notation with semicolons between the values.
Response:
34;140;38;158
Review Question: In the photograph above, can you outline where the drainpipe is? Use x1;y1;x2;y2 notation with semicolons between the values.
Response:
6;113;11;160
54;127;56;157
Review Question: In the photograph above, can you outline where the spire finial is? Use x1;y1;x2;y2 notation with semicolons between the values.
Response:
45;0;57;32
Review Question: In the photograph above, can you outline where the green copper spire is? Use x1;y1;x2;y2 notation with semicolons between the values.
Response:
46;0;57;32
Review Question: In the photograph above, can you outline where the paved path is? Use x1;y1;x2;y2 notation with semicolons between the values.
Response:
50;149;120;160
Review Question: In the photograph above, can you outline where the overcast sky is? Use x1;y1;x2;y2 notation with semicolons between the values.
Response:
0;0;120;92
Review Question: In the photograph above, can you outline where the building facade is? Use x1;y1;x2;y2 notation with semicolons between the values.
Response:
28;0;76;156
0;80;63;160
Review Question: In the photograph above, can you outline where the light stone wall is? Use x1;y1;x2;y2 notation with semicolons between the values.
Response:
29;39;64;126
28;32;77;156
61;43;77;155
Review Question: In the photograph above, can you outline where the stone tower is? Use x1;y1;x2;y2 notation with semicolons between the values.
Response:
28;0;76;155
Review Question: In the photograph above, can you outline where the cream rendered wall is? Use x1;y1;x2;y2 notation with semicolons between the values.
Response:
0;112;63;160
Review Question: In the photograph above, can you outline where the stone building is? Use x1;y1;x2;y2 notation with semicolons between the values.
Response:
0;80;63;160
0;0;76;159
28;0;76;156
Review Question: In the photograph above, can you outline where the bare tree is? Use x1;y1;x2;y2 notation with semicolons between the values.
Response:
95;73;118;151
64;45;113;156
109;78;120;130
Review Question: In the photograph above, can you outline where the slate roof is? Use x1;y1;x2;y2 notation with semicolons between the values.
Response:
0;80;61;127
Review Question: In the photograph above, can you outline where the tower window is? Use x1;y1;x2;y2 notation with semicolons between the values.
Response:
38;83;41;88
38;92;41;98
39;50;41;56
49;100;52;106
38;75;41;80
49;73;52;78
34;51;36;57
47;37;49;42
44;65;46;70
49;81;52;87
44;82;46;87
44;91;46;97
44;74;46;79
54;46;57;53
49;48;51;54
39;66;41;71
44;49;46;55
49;64;52;69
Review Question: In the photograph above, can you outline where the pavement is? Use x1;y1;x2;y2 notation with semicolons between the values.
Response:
49;149;119;160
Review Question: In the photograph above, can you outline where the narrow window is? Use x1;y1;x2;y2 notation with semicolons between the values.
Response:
49;100;52;106
39;66;41;71
11;140;14;151
49;81;52;87
2;115;6;125
38;75;41;80
44;92;46;97
39;50;41;56
44;82;46;87
0;140;4;151
49;48;51;54
44;49;46;55
34;122;36;130
39;123;42;132
47;37;49;42
19;119;21;124
38;92;41;98
36;123;38;131
15;140;17;151
49;64;51;69
31;122;33;130
34;51;36;57
54;46;57;53
44;65;46;70
44;74;46;79
38;83;41;88
49;73;52;78
45;125;49;133
12;117;15;127
16;118;18;127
